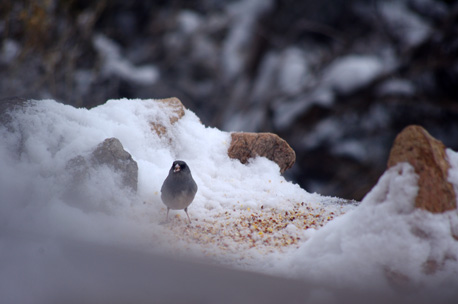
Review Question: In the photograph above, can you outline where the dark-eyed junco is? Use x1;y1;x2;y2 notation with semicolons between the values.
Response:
161;160;198;223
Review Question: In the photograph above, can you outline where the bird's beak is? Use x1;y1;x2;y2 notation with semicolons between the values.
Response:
174;164;181;172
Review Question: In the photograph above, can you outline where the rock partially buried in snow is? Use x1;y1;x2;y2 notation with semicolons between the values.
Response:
149;97;186;136
228;132;295;173
387;125;456;213
67;137;139;192
91;137;139;191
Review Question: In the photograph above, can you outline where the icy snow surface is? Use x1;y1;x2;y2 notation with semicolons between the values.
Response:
1;99;458;301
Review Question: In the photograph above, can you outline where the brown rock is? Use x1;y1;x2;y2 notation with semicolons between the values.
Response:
150;97;185;136
387;125;456;213
228;132;296;173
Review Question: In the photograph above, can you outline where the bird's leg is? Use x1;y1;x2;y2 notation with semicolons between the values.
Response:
166;207;170;222
184;207;191;223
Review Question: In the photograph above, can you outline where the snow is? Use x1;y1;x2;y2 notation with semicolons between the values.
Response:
93;34;159;85
378;78;416;96
74;69;95;96
0;39;20;64
1;98;458;302
331;139;368;161
251;51;280;102
273;96;313;131
221;0;273;81
378;1;431;48
301;117;342;148
177;10;202;34
272;89;335;131
322;55;385;95
277;47;310;96
281;161;458;301
273;54;387;130
0;98;335;256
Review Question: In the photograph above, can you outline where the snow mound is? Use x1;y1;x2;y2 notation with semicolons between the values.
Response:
281;161;458;300
0;98;344;258
1;98;458;302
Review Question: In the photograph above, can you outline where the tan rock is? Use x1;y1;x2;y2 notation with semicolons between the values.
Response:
150;97;185;136
387;125;456;213
228;132;296;173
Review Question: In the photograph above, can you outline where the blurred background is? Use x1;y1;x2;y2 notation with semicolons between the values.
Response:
1;0;457;200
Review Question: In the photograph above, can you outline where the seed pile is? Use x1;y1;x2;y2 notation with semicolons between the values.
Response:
163;201;346;260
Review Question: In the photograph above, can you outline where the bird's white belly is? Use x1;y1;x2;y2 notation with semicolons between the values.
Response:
165;191;195;210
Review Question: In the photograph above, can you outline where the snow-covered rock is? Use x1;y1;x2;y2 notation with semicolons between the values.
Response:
90;137;139;191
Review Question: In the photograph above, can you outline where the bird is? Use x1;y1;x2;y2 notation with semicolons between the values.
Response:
161;160;198;223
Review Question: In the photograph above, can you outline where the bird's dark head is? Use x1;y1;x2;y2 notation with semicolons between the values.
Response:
171;160;188;173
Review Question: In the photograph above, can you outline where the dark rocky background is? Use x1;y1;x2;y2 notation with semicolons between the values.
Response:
1;0;458;200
